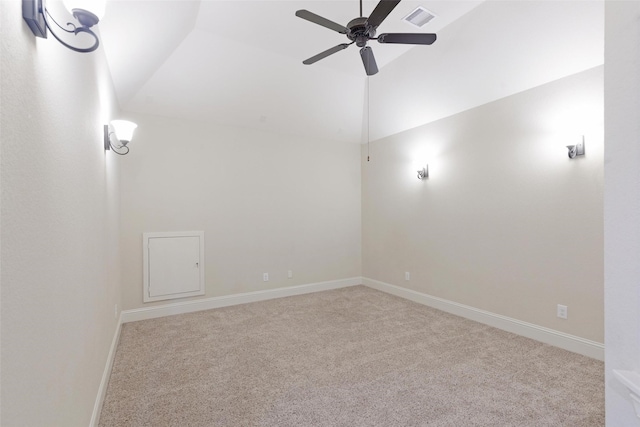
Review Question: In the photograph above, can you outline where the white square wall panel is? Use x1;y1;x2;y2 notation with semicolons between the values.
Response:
143;231;205;303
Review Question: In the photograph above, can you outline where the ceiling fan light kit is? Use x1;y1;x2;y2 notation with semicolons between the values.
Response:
296;0;437;76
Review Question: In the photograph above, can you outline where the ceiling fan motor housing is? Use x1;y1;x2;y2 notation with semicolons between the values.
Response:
347;17;375;47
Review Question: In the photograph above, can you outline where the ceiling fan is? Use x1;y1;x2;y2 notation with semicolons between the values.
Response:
295;0;437;76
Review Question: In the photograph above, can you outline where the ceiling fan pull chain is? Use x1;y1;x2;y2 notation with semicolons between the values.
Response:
367;76;370;162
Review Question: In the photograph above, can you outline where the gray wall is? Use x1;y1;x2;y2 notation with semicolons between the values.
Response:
0;1;122;424
363;66;604;343
604;1;640;424
119;114;362;310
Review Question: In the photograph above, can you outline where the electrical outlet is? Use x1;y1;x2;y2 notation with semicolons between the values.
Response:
114;304;118;319
557;304;568;319
288;270;293;279
263;273;269;282
405;272;410;281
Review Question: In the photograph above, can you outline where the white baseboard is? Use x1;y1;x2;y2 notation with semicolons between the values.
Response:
90;314;122;427
362;277;604;361
121;277;361;323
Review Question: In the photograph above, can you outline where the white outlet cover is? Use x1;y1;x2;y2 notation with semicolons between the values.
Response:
557;304;568;319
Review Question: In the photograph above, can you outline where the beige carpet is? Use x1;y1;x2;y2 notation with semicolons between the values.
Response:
99;286;604;426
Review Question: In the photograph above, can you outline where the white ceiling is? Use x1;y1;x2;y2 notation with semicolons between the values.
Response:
99;0;604;144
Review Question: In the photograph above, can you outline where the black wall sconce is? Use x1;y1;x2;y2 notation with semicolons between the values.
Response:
104;120;137;156
417;165;429;180
567;135;586;159
23;0;104;53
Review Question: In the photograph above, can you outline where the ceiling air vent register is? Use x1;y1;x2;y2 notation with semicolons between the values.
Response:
403;6;436;28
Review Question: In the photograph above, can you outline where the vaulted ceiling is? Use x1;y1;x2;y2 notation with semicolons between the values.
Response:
99;1;604;144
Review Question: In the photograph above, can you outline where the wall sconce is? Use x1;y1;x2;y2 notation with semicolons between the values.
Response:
417;165;429;180
104;120;137;155
23;0;105;53
567;136;586;159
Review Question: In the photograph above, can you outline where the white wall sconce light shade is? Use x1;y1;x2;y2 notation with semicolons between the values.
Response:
417;165;429;180
104;120;137;155
567;136;586;159
111;120;137;144
23;0;105;52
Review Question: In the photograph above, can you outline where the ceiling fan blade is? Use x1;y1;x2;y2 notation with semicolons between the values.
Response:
365;0;401;29
378;33;437;45
303;43;351;65
360;46;379;76
295;10;348;34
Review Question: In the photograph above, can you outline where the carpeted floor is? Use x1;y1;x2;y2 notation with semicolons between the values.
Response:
99;286;604;426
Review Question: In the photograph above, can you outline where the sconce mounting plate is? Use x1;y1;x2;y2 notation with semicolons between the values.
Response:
23;0;46;38
104;125;111;151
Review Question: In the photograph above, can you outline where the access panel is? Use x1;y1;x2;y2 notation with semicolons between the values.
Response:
143;231;205;303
